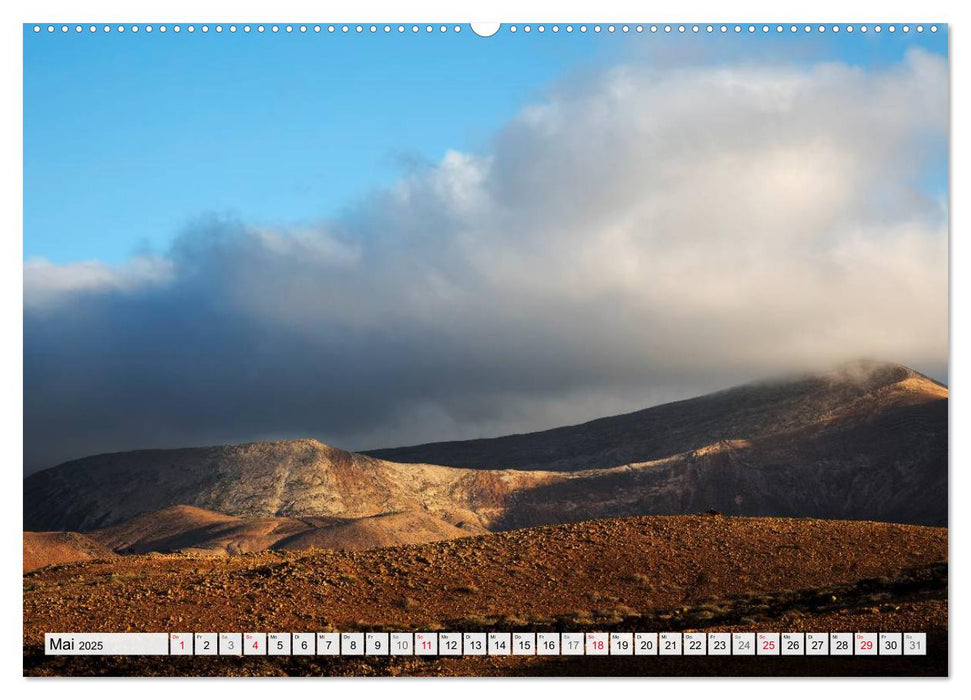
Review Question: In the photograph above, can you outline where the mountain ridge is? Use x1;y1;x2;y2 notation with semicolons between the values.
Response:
23;360;948;541
365;359;944;471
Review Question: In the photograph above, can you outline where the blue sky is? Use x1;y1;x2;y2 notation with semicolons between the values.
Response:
24;24;947;264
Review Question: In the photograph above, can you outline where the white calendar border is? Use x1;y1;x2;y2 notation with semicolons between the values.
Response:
3;0;966;698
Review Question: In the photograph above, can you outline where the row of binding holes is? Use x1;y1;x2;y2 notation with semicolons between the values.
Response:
33;24;941;34
510;24;938;33
32;24;465;34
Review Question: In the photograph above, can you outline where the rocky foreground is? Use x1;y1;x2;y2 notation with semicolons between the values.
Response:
24;515;947;676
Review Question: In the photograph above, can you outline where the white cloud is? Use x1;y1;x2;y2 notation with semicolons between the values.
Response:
23;49;949;470
24;256;174;312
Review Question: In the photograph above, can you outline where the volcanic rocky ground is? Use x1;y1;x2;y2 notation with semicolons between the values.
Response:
24;515;947;676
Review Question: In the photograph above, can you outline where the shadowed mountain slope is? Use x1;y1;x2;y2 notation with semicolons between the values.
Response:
367;360;945;472
23;360;948;539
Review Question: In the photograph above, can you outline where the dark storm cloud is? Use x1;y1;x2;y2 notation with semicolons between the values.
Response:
24;51;948;472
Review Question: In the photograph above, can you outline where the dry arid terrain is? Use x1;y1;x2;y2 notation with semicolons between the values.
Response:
24;515;947;676
23;361;948;573
23;532;116;573
368;361;946;472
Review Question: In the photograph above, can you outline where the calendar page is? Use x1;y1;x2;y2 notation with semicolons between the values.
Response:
22;18;948;679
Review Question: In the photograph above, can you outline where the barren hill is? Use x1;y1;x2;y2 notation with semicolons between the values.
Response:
23;505;480;572
83;505;481;558
22;531;115;573
368;360;945;472
23;360;948;543
90;505;309;555
272;511;482;551
495;395;948;528
23;440;552;532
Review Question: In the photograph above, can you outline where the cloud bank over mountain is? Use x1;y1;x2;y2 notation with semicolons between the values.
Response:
24;50;948;472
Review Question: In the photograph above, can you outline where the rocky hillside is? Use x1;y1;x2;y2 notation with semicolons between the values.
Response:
23;532;115;573
23;440;555;532
23;361;948;544
23;505;483;572
368;360;945;471
494;397;946;528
